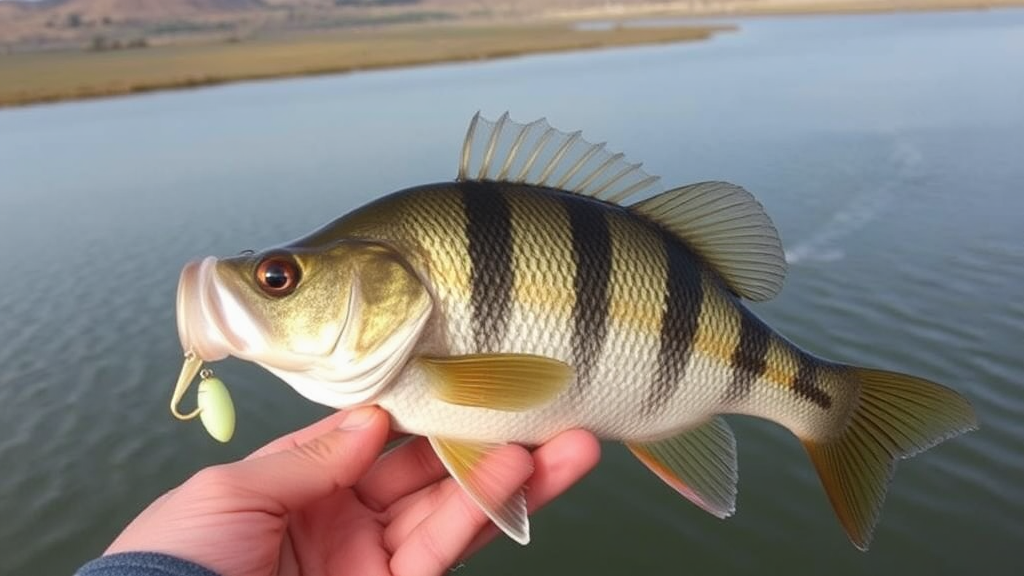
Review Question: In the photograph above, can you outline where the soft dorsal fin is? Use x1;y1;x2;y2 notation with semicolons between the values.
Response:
631;182;787;301
458;112;662;204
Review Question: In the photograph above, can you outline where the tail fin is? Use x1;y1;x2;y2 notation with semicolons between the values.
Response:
802;367;977;550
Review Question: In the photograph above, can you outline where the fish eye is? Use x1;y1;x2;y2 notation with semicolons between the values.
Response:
255;256;300;297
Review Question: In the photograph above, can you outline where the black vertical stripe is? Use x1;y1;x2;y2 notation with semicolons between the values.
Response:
643;232;704;416
793;352;833;409
462;182;514;351
561;195;613;396
724;310;771;403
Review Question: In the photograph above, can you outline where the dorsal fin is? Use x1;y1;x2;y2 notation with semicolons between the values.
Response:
631;182;787;301
458;112;662;204
457;113;787;301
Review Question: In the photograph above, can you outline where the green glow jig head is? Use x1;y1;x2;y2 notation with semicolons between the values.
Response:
170;351;236;443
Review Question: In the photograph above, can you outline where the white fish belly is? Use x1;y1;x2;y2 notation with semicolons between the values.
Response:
376;349;736;445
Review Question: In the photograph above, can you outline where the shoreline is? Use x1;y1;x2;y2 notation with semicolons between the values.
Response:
1;2;1021;109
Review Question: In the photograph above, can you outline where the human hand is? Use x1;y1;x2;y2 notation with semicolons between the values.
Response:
105;407;601;576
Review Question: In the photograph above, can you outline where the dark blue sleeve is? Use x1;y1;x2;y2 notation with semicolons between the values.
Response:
75;552;221;576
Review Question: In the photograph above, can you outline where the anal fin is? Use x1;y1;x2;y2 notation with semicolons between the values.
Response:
429;437;531;544
626;417;738;518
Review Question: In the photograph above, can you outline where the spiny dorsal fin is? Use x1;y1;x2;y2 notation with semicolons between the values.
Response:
458;111;662;204
631;181;787;301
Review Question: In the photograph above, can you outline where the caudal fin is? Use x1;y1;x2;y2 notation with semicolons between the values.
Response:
802;367;977;550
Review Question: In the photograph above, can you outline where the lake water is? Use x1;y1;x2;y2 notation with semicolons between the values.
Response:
2;9;1023;575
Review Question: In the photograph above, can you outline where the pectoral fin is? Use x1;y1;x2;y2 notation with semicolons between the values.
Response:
626;417;738;518
419;354;572;411
429;437;531;544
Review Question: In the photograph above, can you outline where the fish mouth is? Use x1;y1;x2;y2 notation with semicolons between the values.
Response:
176;257;243;362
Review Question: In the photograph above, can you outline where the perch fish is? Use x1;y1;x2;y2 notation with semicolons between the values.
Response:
170;113;977;550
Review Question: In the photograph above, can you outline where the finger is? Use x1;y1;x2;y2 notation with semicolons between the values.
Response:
201;406;390;514
246;409;352;460
355;436;448;511
463;429;600;556
247;407;407;460
389;445;534;576
381;479;461;551
381;431;600;552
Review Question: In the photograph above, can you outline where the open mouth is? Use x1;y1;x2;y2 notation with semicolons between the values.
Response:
177;257;231;362
171;256;245;440
176;256;268;363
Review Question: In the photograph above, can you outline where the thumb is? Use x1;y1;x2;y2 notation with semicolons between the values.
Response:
215;406;390;513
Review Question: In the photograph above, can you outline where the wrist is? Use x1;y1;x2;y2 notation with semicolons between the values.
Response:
79;551;221;576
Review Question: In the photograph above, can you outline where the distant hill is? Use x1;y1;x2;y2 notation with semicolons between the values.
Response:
0;0;262;23
0;0;269;48
0;0;701;50
12;0;1011;51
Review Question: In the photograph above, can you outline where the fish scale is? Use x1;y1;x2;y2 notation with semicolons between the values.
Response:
369;184;726;437
344;181;850;446
171;112;977;550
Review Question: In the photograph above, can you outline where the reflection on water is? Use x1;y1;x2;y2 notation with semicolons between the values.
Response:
1;9;1023;576
785;140;923;264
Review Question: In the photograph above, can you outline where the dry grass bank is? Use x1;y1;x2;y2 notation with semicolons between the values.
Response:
0;23;726;108
545;0;1024;18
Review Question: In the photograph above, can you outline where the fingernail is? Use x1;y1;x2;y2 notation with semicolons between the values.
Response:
338;407;376;431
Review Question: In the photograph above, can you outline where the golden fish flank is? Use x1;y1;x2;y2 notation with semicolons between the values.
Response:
171;112;978;550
